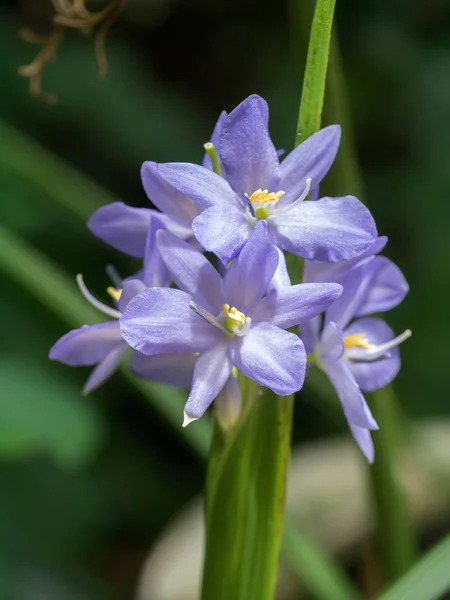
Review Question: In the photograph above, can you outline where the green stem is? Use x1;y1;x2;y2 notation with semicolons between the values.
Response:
323;32;417;579
296;0;337;144
201;389;294;600
368;388;417;579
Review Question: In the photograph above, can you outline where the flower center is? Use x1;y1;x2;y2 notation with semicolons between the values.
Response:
189;300;252;336
246;189;285;220
221;303;248;334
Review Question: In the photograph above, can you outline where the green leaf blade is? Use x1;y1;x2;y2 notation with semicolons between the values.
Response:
376;537;450;600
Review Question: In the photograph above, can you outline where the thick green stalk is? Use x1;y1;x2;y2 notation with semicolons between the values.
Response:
201;388;294;600
321;32;417;579
296;0;336;144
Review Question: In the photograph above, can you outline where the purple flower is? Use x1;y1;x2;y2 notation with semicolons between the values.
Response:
302;235;388;284
303;244;409;318
49;222;196;392
120;221;342;424
87;111;227;258
301;256;411;462
87;179;196;260
151;94;377;264
49;276;139;393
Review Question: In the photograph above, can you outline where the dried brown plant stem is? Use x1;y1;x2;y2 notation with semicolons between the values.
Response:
18;0;127;103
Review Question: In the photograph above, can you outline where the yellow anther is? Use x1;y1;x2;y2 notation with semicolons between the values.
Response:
343;333;371;349
107;287;122;302
255;189;268;202
248;189;285;207
249;189;262;202
221;304;246;325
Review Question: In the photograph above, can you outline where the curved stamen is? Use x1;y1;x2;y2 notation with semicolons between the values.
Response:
270;177;312;215
76;274;121;319
346;329;412;362
232;317;252;337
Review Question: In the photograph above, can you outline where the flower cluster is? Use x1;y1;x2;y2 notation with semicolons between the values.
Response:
49;94;410;461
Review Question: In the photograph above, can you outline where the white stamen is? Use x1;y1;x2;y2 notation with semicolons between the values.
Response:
289;176;312;207
182;411;198;427
232;317;252;337
346;329;412;362
189;300;215;324
76;274;122;319
269;177;312;215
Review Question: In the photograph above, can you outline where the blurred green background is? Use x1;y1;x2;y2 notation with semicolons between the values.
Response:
1;0;449;598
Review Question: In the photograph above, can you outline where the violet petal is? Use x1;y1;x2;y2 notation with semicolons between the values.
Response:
120;288;222;355
220;94;280;197
232;323;305;395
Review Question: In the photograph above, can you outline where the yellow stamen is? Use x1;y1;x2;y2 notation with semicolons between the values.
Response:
107;286;122;302
221;303;246;325
248;189;285;206
343;333;371;349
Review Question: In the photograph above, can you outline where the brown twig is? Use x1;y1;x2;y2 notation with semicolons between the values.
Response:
18;25;65;104
18;0;127;103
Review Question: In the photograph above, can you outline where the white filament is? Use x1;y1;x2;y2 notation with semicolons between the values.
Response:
232;317;252;337
346;329;412;362
189;300;215;324
270;177;312;215
76;274;121;319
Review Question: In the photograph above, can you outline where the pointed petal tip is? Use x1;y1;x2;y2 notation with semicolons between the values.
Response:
328;123;341;135
361;445;375;464
182;411;198;427
239;93;266;106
